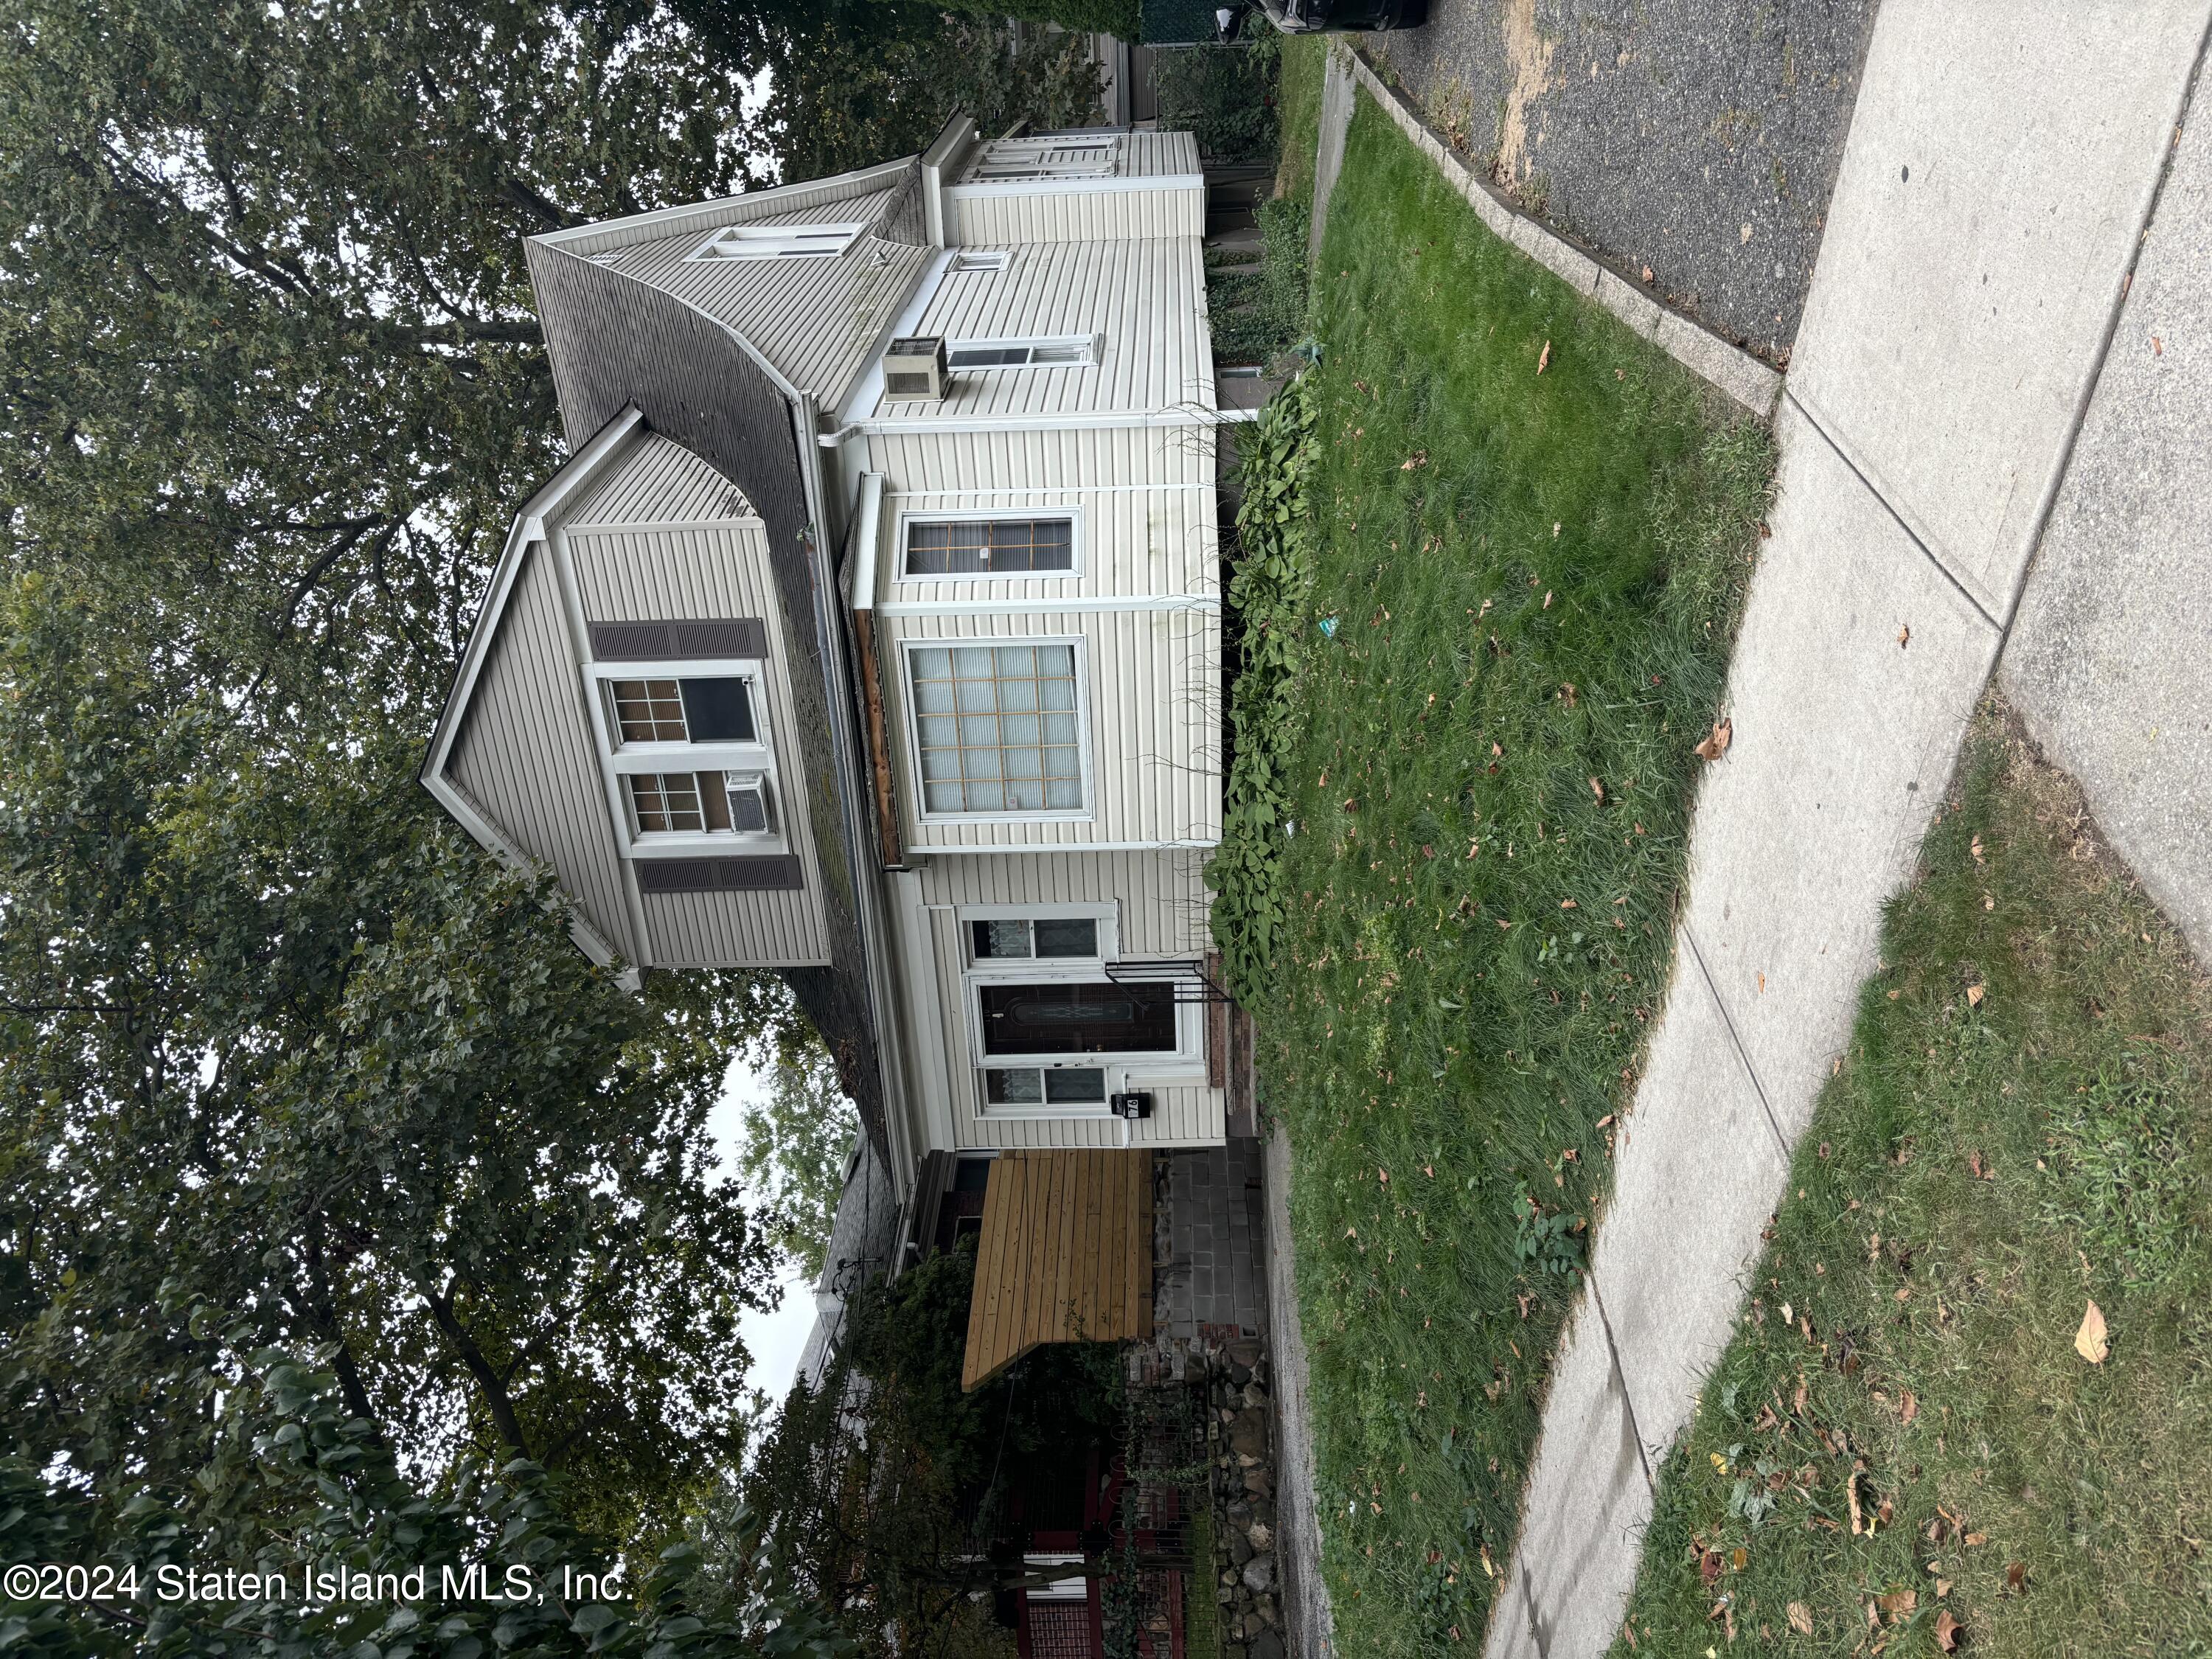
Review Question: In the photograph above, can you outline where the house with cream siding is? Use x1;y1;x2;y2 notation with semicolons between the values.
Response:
424;116;1263;1449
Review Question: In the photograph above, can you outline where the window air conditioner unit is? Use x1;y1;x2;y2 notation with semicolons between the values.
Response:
727;774;776;835
882;335;949;400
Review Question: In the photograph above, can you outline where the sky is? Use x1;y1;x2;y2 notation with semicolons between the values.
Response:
706;1055;822;1402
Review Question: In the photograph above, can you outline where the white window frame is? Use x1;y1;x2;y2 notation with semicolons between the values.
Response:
900;636;1093;824
894;507;1082;585
945;334;1102;372
955;904;1200;1117
950;250;1009;273
968;136;1122;181
685;222;864;262
581;657;788;859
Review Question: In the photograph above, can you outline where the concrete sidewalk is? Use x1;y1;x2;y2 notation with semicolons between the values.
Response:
1486;5;2212;1656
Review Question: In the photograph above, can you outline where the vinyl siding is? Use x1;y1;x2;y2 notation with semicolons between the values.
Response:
563;431;754;526
914;849;1213;955
945;131;1200;245
554;174;931;407
874;480;1218;605
445;544;642;964
560;513;832;967
877;605;1221;852
882;239;1213;417
946;182;1204;246
910;855;1225;1149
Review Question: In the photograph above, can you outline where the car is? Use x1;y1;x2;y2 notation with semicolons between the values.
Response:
1220;0;1429;36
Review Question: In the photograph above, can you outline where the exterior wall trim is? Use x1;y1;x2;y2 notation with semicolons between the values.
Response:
945;173;1204;201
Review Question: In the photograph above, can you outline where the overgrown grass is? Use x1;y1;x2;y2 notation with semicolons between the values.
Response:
1613;710;2212;1658
1206;196;1312;367
1274;35;1329;205
1215;94;1773;1655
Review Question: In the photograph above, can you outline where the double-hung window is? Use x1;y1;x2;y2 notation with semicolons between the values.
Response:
907;643;1083;816
902;517;1074;577
594;668;779;849
945;335;1097;370
686;222;863;262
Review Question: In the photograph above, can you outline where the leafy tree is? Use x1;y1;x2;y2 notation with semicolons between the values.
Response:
938;0;1142;33
731;1248;1127;1658
0;579;803;1554
734;1038;860;1284
754;13;1107;182
0;1345;855;1658
0;0;807;1568
0;0;761;713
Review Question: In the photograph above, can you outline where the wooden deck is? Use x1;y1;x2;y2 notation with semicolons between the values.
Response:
961;1150;1153;1392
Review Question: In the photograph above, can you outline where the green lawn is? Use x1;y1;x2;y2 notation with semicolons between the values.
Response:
1613;711;2212;1658
1224;92;1773;1654
1273;35;1329;206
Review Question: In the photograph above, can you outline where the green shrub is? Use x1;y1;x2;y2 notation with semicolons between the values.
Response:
1206;369;1316;1000
1152;40;1279;161
1206;195;1310;364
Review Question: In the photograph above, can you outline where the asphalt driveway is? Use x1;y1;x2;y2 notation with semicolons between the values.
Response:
1361;0;1879;364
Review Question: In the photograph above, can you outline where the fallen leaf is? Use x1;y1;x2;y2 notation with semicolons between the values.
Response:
1561;898;1578;909
1400;450;1429;470
1877;1588;1916;1622
1793;1372;1808;1414
1591;776;1607;804
2076;1299;2109;1363
1700;1549;1722;1585
1847;1471;1865;1535
1964;1531;1987;1547
1934;1610;1961;1652
1898;622;1911;648
1732;1548;1747;1571
1934;1579;1952;1598
1377;1166;1389;1183
1694;718;1733;762
1641;264;1655;283
2006;1560;2026;1593
1900;1389;1918;1425
1787;1601;1814;1636
1543;589;1554;608
2152;335;2163;355
1969;834;1984;863
1966;984;1986;1007
1967;1150;1985;1179
1537;339;1552;374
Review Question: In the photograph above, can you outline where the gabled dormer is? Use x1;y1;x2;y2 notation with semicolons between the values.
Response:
423;408;835;970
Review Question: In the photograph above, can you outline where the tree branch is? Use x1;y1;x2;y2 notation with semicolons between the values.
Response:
420;1275;536;1461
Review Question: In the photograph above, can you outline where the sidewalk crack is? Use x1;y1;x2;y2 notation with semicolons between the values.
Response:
1586;1272;1656;1493
1780;389;2004;634
1681;925;1791;1162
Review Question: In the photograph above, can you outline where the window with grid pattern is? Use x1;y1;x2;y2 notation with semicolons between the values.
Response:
611;680;687;742
909;644;1082;815
904;518;1074;577
608;678;755;745
628;773;706;833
